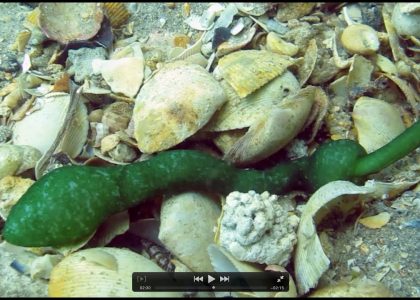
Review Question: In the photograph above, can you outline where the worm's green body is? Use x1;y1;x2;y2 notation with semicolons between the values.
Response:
3;120;420;247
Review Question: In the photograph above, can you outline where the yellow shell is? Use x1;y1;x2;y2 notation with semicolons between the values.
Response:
0;145;41;180
215;50;294;98
104;3;131;28
352;96;406;153
11;30;31;53
266;32;299;57
341;24;380;55
133;61;226;153
24;7;40;29
48;247;183;297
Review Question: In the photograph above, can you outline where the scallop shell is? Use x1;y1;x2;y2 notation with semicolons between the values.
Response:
158;192;221;272
103;3;130;28
48;247;183;297
133;61;226;153
206;71;300;132
341;24;380;55
39;3;104;44
352;97;405;153
214;50;294;98
0;145;41;180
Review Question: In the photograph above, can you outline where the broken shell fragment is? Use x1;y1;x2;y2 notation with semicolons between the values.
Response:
103;3;130;28
133;61;226;153
39;3;104;44
266;32;299;57
93;56;144;98
0;176;34;220
391;3;420;39
159;192;221;272
341;24;380;55
0;144;41;179
48;247;182;297
358;212;391;229
352;97;405;153
214;50;294;98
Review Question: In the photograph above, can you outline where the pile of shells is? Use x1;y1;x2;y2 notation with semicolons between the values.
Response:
1;2;419;298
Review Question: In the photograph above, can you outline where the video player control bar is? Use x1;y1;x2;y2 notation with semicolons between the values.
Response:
132;272;289;292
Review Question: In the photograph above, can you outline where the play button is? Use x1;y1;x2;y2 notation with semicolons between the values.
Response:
208;275;215;284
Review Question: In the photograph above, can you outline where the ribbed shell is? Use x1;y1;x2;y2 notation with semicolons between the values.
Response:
215;50;294;98
48;247;182;297
104;3;130;28
133;61;226;153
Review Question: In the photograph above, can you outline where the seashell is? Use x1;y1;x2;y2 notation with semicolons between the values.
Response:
101;102;133;133
0;145;41;180
294;180;416;295
12;92;88;158
182;2;191;18
297;39;318;86
172;34;190;48
100;134;120;154
48;247;183;297
108;143;137;163
39;3;104;44
30;254;62;280
183;53;208;68
391;3;420;38
159;192;221;272
206;71;300;132
88;109;104;123
133;61;226;153
10;30;31;53
203;3;238;44
276;3;316;22
373;54;397;75
0;176;34;220
214;50;294;98
346;55;374;99
340;24;380;55
309;277;394;297
92;56;144;98
235;3;271;16
184;3;223;31
266;32;299;57
352;97;406;153
103;3;130;28
24;7;40;29
358;212;391;229
215;25;257;58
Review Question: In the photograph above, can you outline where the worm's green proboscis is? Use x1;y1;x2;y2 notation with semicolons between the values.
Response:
3;120;420;247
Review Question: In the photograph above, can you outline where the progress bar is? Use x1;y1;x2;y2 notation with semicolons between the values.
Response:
132;272;289;292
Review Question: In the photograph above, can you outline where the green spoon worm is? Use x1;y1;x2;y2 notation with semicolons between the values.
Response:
3;120;420;247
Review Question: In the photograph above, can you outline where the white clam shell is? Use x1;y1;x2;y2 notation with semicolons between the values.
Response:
48;247;182;297
392;3;420;38
158;192;221;272
12;93;88;158
133;61;226;153
352;97;406;153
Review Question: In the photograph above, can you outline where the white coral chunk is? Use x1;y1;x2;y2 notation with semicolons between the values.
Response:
220;190;299;266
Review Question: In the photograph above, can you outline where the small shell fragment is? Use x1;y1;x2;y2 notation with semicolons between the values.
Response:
341;24;380;55
0;145;42;180
214;50;294;98
103;3;130;28
101;102;133;133
0;176;34;219
358;212;391;229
